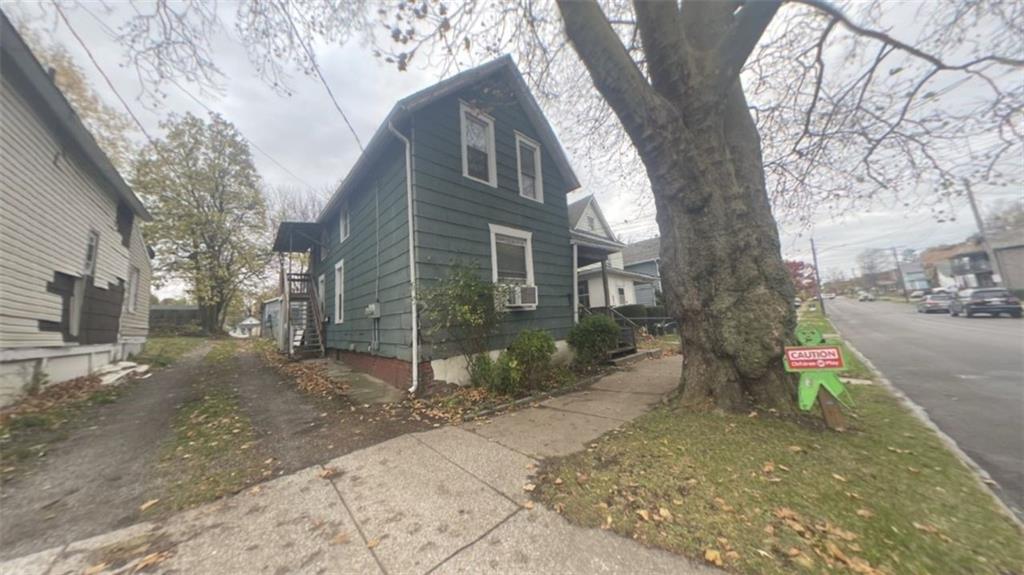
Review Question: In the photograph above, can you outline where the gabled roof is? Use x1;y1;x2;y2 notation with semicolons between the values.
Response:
567;194;618;243
622;237;661;266
318;55;579;223
0;12;151;220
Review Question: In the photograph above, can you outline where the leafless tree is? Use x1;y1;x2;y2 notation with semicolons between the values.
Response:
24;0;1022;412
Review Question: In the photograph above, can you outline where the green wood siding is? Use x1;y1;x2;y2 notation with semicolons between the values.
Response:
313;142;413;361
411;78;574;358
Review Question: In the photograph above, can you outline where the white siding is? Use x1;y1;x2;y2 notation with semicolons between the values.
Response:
578;203;613;240
584;274;637;308
120;225;151;338
0;77;147;348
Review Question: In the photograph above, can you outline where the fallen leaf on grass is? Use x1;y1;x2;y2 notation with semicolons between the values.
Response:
554;477;563;485
658;507;673;521
636;509;651;521
704;549;723;566
522;483;536;492
138;499;160;512
913;521;938;534
762;462;775;474
793;554;814;568
832;473;847;482
333;531;351;545
755;548;773;558
602;515;613;529
788;445;804;453
856;508;874;519
522;500;534;510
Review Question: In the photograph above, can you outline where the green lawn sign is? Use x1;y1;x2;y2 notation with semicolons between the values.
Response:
785;327;853;413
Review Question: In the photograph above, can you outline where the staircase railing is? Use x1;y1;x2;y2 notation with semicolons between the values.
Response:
285;272;325;357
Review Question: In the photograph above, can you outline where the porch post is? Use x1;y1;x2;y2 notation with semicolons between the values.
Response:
572;242;579;324
601;259;611;311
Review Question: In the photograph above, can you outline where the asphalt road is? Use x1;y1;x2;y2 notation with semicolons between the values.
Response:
826;297;1024;517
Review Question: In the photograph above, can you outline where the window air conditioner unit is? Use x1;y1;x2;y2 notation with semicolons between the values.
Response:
506;285;538;308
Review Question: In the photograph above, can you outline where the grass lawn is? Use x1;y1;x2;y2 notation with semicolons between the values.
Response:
157;340;268;510
536;313;1022;574
133;336;206;368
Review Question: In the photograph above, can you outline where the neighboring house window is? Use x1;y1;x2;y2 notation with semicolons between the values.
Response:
339;206;350;243
617;287;626;305
489;224;534;285
515;132;543;203
460;102;497;187
334;260;344;324
127;266;140;313
587;216;596;231
84;230;100;276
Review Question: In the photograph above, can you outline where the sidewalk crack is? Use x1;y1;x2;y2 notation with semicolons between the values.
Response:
322;464;389;575
423;508;521;575
411;434;529;507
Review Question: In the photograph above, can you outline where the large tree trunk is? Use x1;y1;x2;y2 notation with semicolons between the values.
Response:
558;0;796;413
653;85;796;412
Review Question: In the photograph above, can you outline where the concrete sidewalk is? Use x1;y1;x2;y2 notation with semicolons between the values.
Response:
3;357;712;575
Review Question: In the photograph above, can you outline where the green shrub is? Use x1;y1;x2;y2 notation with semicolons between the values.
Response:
493;353;524;396
505;329;556;389
567;314;620;368
467;353;499;389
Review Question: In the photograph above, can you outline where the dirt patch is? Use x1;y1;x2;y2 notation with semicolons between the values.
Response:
0;341;212;561
231;343;437;476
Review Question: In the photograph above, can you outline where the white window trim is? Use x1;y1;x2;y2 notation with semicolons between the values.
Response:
339;206;350;243
127;266;140;313
334;260;344;324
460;101;497;188
514;131;543;203
488;224;536;309
317;273;326;316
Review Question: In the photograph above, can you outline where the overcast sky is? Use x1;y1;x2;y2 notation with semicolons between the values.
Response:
9;3;1021;293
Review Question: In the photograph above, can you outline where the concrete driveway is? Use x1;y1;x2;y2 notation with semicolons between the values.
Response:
827;296;1024;517
2;357;715;575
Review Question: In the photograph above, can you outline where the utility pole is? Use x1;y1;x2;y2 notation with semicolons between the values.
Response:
810;237;826;314
891;247;910;302
964;180;1004;285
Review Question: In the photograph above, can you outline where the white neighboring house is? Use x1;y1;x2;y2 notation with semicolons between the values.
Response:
567;195;657;311
0;14;153;406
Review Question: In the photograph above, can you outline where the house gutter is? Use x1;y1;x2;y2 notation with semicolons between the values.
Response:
387;118;419;395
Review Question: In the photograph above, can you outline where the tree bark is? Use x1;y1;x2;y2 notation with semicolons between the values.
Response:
558;0;796;413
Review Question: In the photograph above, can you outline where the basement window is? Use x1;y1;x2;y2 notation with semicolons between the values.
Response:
460;102;497;187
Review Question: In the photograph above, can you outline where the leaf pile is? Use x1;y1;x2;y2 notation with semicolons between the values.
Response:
254;342;345;398
0;375;103;429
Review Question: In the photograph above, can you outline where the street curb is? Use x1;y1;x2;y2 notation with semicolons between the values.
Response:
835;327;1023;528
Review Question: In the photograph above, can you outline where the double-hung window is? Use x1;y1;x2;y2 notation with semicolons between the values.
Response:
489;224;537;309
83;230;99;277
339;206;350;243
334;260;344;324
460;102;497;187
515;132;543;203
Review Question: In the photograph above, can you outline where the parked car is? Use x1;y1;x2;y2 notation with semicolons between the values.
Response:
916;292;952;314
909;290;926;301
949;288;1022;318
823;292;837;300
858;292;875;302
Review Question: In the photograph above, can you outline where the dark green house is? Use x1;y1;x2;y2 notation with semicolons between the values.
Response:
273;56;585;392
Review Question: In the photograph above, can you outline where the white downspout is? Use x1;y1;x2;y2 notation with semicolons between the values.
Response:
571;241;579;324
388;119;419;395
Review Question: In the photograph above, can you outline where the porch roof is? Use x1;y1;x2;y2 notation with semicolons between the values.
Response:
273;221;322;253
572;230;624;267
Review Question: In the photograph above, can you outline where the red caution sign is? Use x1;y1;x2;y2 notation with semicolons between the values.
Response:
783;345;845;372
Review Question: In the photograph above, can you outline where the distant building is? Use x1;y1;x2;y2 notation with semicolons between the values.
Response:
621;237;662;307
899;262;930;291
150;304;201;332
990;231;1024;291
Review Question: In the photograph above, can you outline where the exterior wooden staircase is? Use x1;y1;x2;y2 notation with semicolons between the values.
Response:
286;273;325;357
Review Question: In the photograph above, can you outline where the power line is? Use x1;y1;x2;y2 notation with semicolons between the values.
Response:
167;78;317;190
278;1;364;151
52;1;153;145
